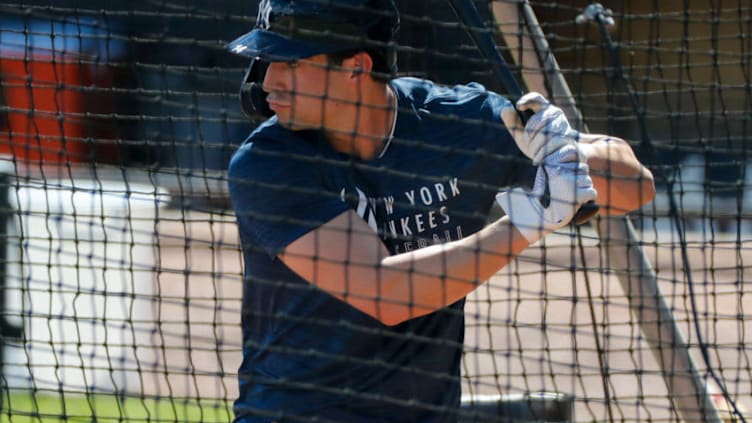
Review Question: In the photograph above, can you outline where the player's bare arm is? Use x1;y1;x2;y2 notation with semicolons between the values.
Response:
577;133;655;215
280;209;529;326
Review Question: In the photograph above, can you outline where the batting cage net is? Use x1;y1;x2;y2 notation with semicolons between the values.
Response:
0;0;749;422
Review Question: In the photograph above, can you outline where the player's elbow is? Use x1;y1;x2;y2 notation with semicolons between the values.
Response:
341;296;414;326
625;165;656;212
639;167;656;207
378;312;408;327
372;304;434;326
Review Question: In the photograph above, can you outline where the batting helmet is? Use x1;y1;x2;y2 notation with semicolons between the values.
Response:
227;0;399;64
227;0;400;120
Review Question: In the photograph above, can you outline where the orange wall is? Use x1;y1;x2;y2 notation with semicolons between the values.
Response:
0;55;90;163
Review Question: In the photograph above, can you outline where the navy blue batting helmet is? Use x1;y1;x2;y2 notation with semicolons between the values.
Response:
226;0;399;66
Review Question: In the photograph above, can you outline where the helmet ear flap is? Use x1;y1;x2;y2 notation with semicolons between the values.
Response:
239;57;272;120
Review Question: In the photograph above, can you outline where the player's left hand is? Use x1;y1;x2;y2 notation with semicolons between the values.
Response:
501;92;580;165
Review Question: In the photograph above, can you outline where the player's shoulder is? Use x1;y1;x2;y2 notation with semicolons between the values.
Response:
228;117;320;181
239;117;296;151
391;77;510;116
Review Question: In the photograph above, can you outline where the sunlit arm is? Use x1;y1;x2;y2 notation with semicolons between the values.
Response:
580;133;655;215
279;210;529;326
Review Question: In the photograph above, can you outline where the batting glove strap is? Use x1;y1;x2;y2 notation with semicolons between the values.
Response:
496;156;597;243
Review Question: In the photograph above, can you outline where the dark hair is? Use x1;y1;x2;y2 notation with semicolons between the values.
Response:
326;48;394;81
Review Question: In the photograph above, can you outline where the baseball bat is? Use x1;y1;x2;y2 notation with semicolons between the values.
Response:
446;0;599;224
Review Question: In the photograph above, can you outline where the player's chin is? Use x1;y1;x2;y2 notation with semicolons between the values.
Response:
274;114;301;129
277;116;321;132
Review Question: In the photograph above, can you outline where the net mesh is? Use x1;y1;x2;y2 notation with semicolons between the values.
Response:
0;1;749;422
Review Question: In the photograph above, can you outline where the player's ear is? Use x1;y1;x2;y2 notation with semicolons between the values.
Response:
344;51;373;80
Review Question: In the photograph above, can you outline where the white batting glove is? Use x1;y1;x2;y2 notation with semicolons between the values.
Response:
496;145;597;243
502;92;580;165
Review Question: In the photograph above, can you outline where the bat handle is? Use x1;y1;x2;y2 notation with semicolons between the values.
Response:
517;105;600;225
518;107;535;123
572;200;599;225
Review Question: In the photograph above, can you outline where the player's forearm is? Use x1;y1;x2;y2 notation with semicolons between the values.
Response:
580;134;655;214
373;216;529;325
280;210;529;325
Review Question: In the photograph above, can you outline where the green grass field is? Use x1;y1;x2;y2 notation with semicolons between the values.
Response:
0;390;233;423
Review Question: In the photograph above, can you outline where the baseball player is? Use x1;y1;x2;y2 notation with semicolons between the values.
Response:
225;0;655;421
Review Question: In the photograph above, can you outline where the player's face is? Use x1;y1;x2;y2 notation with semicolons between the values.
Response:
262;54;350;131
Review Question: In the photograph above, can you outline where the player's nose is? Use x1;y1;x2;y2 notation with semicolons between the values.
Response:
262;61;289;93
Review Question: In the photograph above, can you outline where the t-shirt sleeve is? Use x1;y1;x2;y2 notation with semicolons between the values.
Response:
228;141;349;257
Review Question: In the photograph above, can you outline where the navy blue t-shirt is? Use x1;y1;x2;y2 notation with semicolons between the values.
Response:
227;77;533;422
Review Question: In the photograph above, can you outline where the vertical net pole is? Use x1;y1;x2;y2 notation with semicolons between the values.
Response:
0;168;22;410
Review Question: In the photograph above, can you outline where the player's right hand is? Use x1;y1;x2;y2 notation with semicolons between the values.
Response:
495;144;597;243
502;92;600;225
501;92;579;165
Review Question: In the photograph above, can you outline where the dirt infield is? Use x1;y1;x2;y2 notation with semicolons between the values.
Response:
147;210;751;421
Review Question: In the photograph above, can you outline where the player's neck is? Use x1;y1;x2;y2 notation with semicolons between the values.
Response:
325;82;396;161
